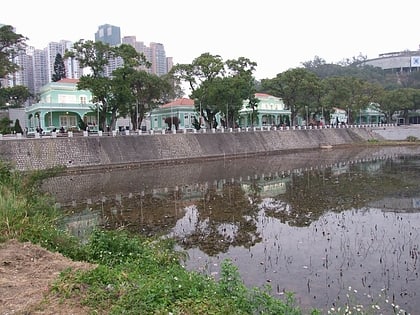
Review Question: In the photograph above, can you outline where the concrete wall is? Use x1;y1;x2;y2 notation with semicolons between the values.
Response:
0;127;380;172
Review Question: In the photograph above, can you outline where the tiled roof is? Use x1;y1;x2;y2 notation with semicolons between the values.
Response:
161;98;195;108
57;78;79;84
255;93;273;98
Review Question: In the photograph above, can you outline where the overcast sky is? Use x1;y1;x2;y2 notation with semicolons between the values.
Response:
2;0;420;81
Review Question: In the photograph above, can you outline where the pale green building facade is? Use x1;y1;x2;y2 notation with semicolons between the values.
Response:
149;93;292;131
239;93;291;128
25;78;99;133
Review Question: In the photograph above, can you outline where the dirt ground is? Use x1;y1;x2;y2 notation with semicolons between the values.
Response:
0;239;96;315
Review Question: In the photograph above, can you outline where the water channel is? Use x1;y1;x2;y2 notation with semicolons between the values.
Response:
42;145;420;314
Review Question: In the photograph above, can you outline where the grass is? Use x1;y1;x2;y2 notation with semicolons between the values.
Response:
0;161;319;314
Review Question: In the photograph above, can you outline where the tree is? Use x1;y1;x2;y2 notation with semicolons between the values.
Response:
0;85;30;109
0;25;27;86
51;53;66;82
69;40;151;131
261;68;322;125
113;67;171;130
13;118;23;133
379;88;420;124
171;53;258;129
108;45;170;131
321;76;383;124
171;53;225;128
0;116;12;134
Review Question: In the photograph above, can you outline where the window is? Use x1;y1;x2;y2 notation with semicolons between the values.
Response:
58;94;76;104
59;115;77;128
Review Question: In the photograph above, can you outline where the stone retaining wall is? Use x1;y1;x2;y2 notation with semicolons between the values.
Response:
0;127;381;171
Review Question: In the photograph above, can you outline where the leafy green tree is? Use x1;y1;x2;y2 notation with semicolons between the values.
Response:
223;57;258;127
0;116;12;134
245;92;260;127
110;45;170;130
261;68;321;125
171;53;225;128
321;77;383;123
51;53;66;82
69;40;151;131
0;85;30;108
13;118;23;133
172;54;258;129
113;67;171;130
302;55;390;87
378;88;420;124
0;25;27;86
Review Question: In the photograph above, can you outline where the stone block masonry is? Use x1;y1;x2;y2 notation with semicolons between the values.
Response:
0;128;383;172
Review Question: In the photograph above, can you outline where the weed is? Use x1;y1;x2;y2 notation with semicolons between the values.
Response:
1;161;318;314
327;286;410;315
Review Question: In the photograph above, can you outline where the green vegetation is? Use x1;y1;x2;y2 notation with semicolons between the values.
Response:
0;161;319;314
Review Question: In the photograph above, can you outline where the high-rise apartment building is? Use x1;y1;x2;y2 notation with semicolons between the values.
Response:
95;24;121;46
46;41;82;82
1;22;172;99
150;42;167;77
18;41;83;96
31;48;48;94
95;24;123;76
122;36;172;76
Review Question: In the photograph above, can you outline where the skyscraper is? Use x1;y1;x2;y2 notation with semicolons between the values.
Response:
122;36;172;76
95;24;121;46
150;42;167;77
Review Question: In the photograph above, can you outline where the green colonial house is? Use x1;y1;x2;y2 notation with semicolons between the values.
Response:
149;98;201;131
239;93;291;127
25;79;102;134
354;103;386;125
149;93;292;131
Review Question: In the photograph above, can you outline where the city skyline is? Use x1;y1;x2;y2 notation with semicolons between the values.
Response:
2;0;420;81
0;22;172;95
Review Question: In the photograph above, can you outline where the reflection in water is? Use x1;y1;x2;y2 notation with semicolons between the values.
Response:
46;146;420;313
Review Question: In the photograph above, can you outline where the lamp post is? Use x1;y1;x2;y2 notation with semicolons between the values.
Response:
136;103;139;131
347;107;350;125
97;104;100;132
305;106;308;127
226;103;229;128
199;100;202;128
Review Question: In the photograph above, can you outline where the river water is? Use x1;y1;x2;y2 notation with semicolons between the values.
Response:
42;145;420;314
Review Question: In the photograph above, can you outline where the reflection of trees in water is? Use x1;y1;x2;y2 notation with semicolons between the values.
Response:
266;159;417;227
61;155;420;257
176;182;262;256
99;190;188;236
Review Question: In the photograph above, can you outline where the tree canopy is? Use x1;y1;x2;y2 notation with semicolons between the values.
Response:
0;25;27;85
52;53;66;82
170;53;258;129
68;40;172;131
